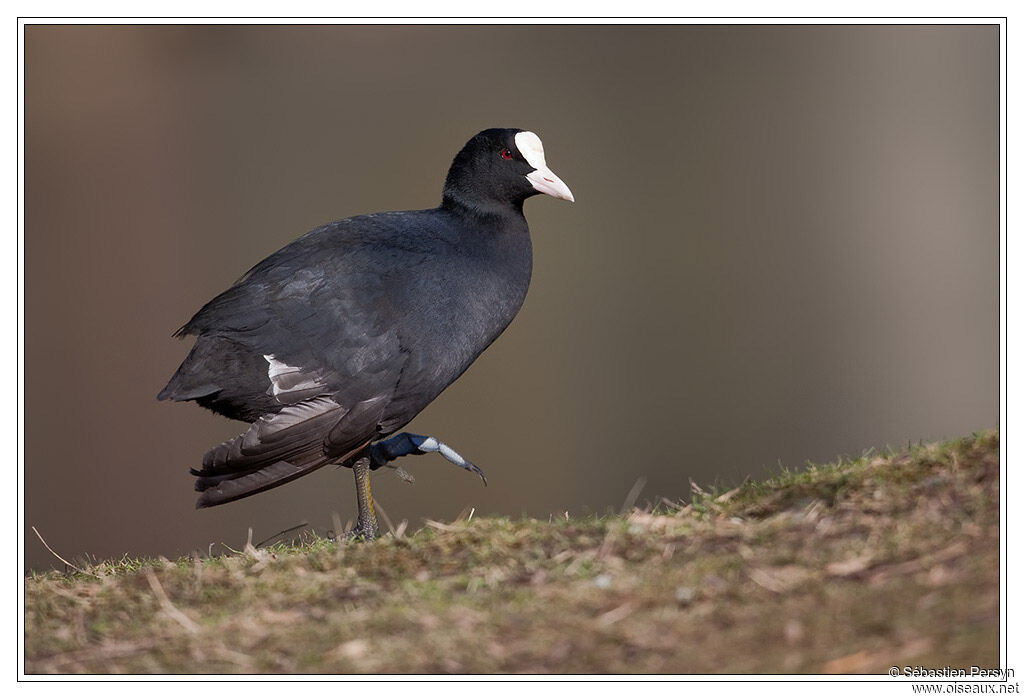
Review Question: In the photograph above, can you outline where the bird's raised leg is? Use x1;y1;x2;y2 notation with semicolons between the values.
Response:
346;455;380;540
369;433;487;485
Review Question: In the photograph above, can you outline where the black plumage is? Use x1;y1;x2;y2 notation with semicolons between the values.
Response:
158;128;573;524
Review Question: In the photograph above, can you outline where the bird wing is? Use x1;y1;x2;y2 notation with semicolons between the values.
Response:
160;217;432;420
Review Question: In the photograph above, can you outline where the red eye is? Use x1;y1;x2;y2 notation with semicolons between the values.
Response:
500;148;513;160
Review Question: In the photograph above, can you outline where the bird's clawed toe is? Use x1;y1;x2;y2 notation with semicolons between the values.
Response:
466;461;488;487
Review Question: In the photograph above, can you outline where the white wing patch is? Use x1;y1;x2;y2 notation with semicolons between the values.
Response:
264;354;324;402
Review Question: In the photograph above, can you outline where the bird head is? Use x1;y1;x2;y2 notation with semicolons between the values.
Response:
443;128;574;214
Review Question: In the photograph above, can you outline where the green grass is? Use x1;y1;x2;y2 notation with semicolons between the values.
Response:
25;430;1000;674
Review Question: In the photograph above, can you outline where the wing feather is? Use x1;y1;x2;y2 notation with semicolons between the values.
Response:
196;396;345;476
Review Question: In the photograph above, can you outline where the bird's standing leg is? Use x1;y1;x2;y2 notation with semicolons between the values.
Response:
369;433;487;485
346;455;380;540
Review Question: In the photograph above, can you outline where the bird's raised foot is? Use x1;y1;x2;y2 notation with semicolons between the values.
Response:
369;433;487;486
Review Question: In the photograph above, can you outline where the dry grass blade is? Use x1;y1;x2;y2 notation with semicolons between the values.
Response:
255;521;309;548
715;476;750;503
620;476;647;514
144;569;199;634
31;526;98;578
243;527;256;555
598;602;636;626
375;498;396;536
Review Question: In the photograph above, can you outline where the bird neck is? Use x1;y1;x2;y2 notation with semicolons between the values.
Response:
440;186;527;223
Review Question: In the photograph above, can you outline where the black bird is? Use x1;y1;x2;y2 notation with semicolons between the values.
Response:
158;128;574;538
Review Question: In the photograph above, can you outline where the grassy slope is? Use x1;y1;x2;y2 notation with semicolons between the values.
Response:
25;431;999;674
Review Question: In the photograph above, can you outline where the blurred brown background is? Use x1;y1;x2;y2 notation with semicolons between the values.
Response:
25;25;998;571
